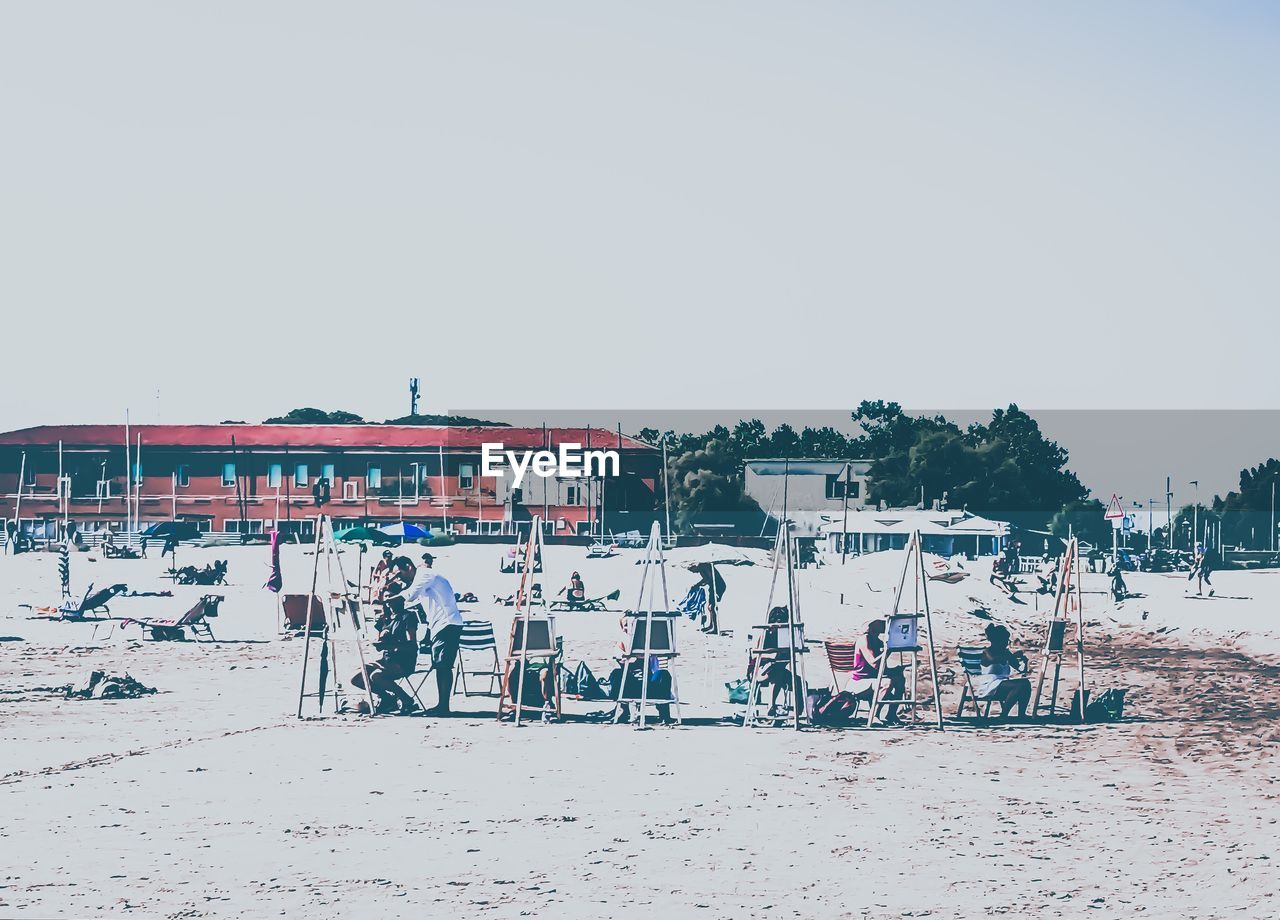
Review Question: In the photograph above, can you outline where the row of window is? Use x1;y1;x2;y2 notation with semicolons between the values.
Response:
210;463;478;490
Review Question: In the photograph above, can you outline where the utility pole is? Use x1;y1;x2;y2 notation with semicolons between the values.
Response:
1271;478;1276;553
840;461;851;565
1165;477;1173;550
1191;480;1200;553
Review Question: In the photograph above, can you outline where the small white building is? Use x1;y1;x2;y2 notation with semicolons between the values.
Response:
744;459;871;536
818;507;1008;558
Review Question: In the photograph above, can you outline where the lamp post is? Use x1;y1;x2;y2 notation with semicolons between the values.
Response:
1190;480;1199;552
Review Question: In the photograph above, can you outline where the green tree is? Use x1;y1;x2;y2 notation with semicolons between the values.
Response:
265;407;365;424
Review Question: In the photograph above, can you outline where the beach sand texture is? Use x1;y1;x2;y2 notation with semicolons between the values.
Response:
2;541;1278;918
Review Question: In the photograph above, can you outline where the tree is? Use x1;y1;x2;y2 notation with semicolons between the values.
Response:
1213;458;1280;549
1049;499;1109;549
265;407;365;424
666;437;759;532
383;414;505;426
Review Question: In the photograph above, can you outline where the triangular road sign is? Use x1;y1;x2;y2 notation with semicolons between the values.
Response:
1104;494;1125;521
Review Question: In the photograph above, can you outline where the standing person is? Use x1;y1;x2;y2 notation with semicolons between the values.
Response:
391;554;464;716
1189;543;1217;597
694;563;726;634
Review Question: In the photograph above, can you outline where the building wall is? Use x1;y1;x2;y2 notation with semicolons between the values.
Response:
0;438;658;538
743;460;871;515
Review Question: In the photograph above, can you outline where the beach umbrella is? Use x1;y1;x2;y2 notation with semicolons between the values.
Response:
336;526;396;545
379;522;432;541
655;544;762;569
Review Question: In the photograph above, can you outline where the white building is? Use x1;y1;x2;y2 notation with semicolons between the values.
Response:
744;459;871;536
818;507;1008;558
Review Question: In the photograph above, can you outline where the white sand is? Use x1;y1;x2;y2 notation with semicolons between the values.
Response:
2;541;1278;917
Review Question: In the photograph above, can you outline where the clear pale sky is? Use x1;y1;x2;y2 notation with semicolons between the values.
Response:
2;3;1277;433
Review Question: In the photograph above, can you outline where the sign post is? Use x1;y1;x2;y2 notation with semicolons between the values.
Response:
1104;494;1125;568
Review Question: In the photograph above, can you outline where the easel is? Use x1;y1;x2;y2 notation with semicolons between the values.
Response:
296;514;377;717
613;521;683;728
1031;536;1086;721
497;516;560;725
743;520;811;730
866;530;944;729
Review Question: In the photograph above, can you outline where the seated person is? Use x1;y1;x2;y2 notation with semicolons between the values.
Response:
973;623;1031;719
819;618;905;725
503;659;557;717
566;571;586;607
352;595;419;715
610;615;675;723
751;607;800;717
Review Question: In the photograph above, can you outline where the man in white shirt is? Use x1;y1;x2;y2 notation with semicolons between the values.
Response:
390;553;464;716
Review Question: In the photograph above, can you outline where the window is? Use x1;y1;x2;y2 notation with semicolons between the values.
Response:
565;483;582;506
459;463;475;491
294;464;308;487
342;480;358;501
367;467;382;490
322;463;335;484
825;473;861;501
222;463;236;487
268;464;282;488
176;464;190;488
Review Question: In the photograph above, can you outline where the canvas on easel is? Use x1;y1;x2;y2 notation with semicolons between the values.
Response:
497;517;561;724
295;514;377;718
865;530;944;729
743;517;811;730
1031;537;1086;721
612;521;683;728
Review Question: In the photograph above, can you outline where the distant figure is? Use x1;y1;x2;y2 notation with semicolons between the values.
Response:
312;477;331;507
974;624;1031;720
1189;544;1216;597
837;618;904;725
749;607;800;718
565;571;586;608
610;615;675;724
1109;560;1129;602
694;563;727;634
989;557;1017;597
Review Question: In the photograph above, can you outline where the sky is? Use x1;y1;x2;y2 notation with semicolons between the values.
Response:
2;3;1278;485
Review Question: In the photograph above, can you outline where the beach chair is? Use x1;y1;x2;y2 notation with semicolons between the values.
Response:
818;638;879;723
124;595;223;641
282;594;327;634
453;620;502;696
956;646;999;719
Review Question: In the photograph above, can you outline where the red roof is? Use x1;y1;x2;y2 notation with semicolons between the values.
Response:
0;424;654;452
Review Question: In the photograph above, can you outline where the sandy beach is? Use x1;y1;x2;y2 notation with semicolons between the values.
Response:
3;541;1279;918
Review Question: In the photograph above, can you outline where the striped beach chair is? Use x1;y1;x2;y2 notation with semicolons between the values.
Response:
956;646;998;719
453;619;502;697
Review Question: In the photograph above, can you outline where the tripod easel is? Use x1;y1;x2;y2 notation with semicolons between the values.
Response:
613;521;683;728
866;530;944;729
295;514;376;718
1031;536;1086;722
496;516;561;725
743;520;811;730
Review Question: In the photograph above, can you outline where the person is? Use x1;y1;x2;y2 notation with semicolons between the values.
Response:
694;563;727;634
989;556;1018;597
566;571;586;608
1034;557;1058;595
373;549;394;581
750;607;802;718
351;593;419;715
973;623;1031;720
389;554;464;716
1189;543;1216;597
1109;558;1129;601
610;615;676;724
839;618;905;724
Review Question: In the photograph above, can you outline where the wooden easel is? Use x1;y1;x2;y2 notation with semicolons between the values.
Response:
497;516;560;725
1031;537;1086;721
743;520;811;730
296;514;377;717
613;521;683;728
866;530;944;729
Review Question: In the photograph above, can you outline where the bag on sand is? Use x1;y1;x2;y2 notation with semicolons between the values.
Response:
1073;688;1127;723
725;678;750;705
566;661;608;701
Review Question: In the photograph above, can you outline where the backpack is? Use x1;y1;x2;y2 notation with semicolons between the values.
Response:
1074;688;1126;723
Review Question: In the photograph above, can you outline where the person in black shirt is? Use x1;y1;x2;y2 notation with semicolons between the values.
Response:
352;595;419;714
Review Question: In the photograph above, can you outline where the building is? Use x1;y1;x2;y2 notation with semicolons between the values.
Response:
0;424;659;541
819;507;1008;558
743;458;872;536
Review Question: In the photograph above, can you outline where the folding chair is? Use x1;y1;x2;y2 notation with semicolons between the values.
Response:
956;646;999;719
125;595;222;641
453;619;502;696
282;594;326;635
821;638;875;723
